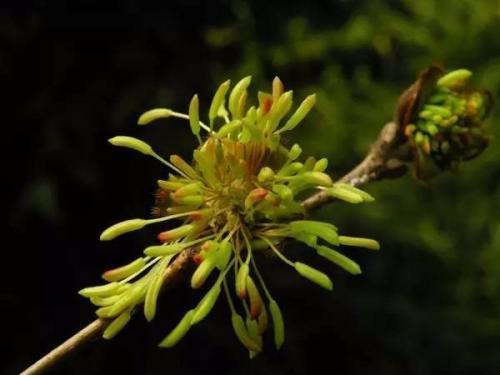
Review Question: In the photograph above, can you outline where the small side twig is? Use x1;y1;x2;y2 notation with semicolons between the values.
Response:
302;122;410;211
21;121;412;375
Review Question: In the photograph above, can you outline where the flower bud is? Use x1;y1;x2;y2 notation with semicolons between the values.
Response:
339;236;380;250
173;182;202;197
79;282;121;298
159;309;195;348
289;220;339;246
137;108;173;125
277;94;316;134
294;262;333;290
188;94;201;140
157;224;196;243
157;179;184;191
191;257;216;289
90;295;120;307
257;166;275;183
231;313;262;352
103;311;131;339
268;91;293;131
244;188;268;210
313;158;328;172
217;120;242;137
108;136;153;155
209;79;231;123
288;144;302;161
272;76;284;104
246;276;263;319
316;245;361;275
229;76;252;117
100;219;147;241
301;171;333;187
272;184;293;201
170;155;200;179
108;284;146;317
245;317;263;359
144;261;169;322
191;282;221;325
333;183;375;202
102;258;146;282
437;69;472;88
169;194;204;207
235;263;249;299
269;299;285;349
257;304;269;335
326;186;363;204
143;244;184;257
216;240;233;270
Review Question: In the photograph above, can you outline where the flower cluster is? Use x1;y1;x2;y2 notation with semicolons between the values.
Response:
402;68;492;179
79;77;379;356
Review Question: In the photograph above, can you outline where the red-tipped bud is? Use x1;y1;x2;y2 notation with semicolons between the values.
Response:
157;224;196;243
246;276;263;319
244;188;268;210
235;263;249;299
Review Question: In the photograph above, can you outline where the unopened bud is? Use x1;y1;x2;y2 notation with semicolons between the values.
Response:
144;243;185;256
269;299;285;349
244;188;268;210
229;76;252;117
137;108;173;125
157;224;196;243
246;276;263;319
170;155;200;179
277;94;316;134
316;245;361;275
272;76;284;104
108;136;153;156
257;167;275;182
236;263;249;299
191;257;216;289
313;158;328;172
294;262;333;290
437;69;472;89
231;313;262;352
209;79;231;123
188;94;201;140
339;236;380;250
79;282;121;298
102;258;146;282
288;144;302;161
100;219;147;241
159;309;195;348
103;311;131;339
191;282;221;325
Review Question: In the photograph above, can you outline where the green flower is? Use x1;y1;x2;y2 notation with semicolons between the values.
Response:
399;67;492;180
79;76;379;355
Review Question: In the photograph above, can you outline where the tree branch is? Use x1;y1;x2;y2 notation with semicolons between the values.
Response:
21;249;195;375
21;121;411;375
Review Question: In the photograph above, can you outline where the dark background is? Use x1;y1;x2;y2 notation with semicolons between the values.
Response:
3;1;500;374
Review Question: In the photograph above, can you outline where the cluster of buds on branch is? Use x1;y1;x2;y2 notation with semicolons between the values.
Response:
79;76;380;356
397;66;492;180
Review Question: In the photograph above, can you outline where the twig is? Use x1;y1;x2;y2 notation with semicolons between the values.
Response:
20;249;195;375
302;122;410;211
21;121;412;375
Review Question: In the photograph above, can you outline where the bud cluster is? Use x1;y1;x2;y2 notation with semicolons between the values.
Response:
403;69;492;179
80;77;379;355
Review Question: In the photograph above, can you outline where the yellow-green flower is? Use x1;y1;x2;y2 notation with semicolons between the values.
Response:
80;76;379;355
